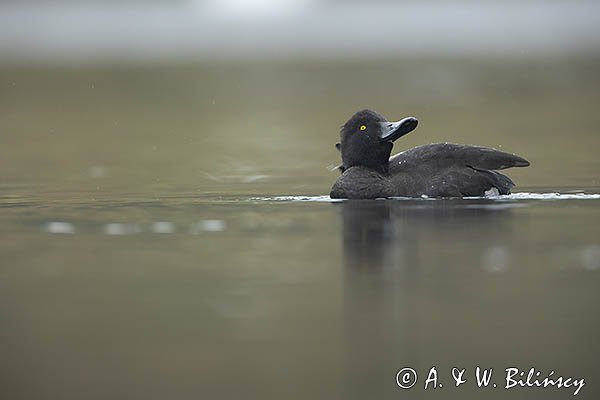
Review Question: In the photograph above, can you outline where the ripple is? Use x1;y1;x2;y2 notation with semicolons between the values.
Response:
256;192;600;202
104;223;142;235
151;221;176;234
43;222;76;234
264;195;343;202
40;219;229;235
491;192;600;200
581;245;600;271
189;220;226;233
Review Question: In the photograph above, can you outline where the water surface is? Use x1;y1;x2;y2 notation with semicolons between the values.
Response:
1;185;599;399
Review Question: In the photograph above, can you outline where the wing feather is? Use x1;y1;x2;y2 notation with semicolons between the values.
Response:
390;143;530;172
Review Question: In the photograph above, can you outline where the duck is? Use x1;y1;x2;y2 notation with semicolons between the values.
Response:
330;109;530;199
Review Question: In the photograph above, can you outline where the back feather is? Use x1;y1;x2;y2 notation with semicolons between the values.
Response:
390;143;530;171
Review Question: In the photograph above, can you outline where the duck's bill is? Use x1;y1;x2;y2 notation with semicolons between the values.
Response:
379;117;418;142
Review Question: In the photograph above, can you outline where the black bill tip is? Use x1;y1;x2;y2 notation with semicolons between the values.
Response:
379;117;419;142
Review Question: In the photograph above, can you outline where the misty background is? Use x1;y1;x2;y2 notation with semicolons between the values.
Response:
2;0;600;63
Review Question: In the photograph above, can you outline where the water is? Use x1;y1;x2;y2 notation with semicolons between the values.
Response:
1;59;600;399
1;186;599;399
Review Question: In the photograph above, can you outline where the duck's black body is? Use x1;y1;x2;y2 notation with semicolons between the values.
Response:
330;110;530;199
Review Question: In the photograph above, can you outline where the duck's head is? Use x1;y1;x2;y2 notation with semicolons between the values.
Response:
336;109;418;173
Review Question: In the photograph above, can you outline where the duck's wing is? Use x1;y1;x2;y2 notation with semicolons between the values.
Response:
388;143;530;197
389;143;529;172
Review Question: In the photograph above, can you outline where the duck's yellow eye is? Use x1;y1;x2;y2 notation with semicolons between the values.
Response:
359;125;367;131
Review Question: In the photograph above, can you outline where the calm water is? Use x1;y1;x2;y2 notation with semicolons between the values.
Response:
1;59;600;399
1;188;599;399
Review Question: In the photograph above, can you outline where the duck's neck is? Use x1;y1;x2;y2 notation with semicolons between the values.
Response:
340;143;392;175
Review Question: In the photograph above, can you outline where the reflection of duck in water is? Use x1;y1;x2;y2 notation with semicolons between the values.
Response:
338;200;520;399
339;199;517;272
331;110;530;199
340;201;393;272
